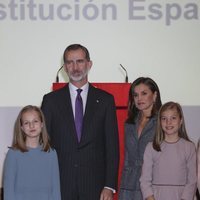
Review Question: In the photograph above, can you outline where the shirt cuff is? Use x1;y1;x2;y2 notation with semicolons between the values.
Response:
104;186;116;193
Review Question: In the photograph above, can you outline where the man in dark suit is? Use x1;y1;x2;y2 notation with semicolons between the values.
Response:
41;44;119;200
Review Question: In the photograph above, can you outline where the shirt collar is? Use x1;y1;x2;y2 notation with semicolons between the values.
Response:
69;82;89;94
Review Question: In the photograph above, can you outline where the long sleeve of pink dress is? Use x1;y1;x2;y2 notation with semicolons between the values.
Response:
197;142;200;193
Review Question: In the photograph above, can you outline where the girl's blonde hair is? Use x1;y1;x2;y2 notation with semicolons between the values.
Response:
153;101;190;151
12;105;51;152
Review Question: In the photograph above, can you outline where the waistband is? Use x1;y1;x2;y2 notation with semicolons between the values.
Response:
152;184;185;187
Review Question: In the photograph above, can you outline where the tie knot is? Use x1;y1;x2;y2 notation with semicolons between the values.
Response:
76;89;82;95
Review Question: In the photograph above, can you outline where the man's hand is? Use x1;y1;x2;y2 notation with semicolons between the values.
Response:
100;188;113;200
146;195;155;200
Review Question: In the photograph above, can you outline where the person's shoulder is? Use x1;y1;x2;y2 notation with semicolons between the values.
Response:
179;138;196;152
180;138;195;145
48;147;56;152
47;148;58;155
7;147;20;153
46;148;59;160
144;142;155;156
43;84;68;98
146;141;153;149
89;84;114;98
6;148;21;159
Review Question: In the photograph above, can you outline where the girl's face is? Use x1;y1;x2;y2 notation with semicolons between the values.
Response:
161;108;182;138
21;110;43;144
133;83;157;114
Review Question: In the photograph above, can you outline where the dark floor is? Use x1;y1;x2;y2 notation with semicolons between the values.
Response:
0;187;199;200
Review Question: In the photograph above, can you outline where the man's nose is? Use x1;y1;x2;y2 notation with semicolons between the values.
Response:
72;61;79;69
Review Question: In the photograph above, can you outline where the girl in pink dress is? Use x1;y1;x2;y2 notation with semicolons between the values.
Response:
140;101;197;200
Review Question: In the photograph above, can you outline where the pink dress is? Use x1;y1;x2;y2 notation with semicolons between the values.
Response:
140;138;197;200
197;141;200;192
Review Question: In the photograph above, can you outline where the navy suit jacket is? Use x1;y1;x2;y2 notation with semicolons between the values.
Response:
41;83;119;200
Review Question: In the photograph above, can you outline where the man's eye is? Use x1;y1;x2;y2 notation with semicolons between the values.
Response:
77;59;84;64
66;61;72;65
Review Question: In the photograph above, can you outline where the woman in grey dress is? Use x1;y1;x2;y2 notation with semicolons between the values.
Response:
119;77;162;200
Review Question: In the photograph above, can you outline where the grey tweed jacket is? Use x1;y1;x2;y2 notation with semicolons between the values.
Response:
119;116;157;200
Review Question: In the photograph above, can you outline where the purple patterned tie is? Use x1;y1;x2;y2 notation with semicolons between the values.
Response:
75;89;83;142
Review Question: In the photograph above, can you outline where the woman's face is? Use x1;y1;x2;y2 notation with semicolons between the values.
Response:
133;83;157;114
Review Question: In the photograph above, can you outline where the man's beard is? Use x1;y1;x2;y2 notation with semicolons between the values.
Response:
68;69;89;82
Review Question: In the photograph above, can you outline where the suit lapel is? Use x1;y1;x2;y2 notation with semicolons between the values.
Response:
61;85;79;144
79;84;99;146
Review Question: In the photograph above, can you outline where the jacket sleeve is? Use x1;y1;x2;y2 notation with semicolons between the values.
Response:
140;143;154;199
104;95;119;190
198;143;200;192
181;142;197;200
3;149;17;200
51;150;61;200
